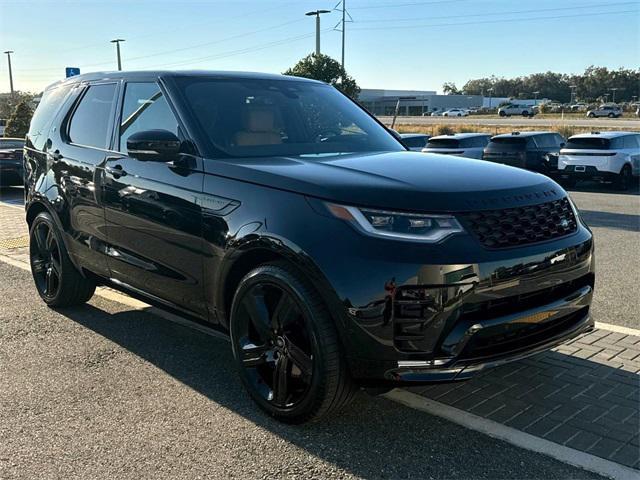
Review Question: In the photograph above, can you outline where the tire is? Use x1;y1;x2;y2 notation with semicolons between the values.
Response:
522;111;529;117
560;177;577;189
608;113;615;118
229;261;355;423
615;164;632;191
588;112;595;118
29;212;96;307
499;111;506;117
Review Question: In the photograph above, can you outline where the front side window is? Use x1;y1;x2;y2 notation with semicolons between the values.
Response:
177;77;403;158
119;83;179;153
67;84;117;149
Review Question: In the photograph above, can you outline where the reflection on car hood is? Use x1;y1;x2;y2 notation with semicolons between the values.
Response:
207;151;564;212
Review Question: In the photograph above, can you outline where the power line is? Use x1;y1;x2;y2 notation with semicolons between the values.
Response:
349;0;471;9
353;1;639;23
17;18;306;72
349;9;637;30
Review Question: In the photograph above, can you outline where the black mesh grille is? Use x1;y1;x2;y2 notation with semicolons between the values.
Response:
460;197;577;249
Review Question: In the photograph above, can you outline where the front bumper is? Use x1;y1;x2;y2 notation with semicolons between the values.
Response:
323;230;595;386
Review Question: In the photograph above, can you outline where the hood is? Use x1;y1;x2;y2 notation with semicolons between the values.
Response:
207;151;564;212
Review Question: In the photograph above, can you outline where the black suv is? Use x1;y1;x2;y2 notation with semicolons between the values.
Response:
483;131;566;173
24;71;594;423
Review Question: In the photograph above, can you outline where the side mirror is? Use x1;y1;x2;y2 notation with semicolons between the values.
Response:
127;129;181;162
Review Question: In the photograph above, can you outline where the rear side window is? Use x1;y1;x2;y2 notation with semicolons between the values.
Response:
623;135;640;149
68;84;117;149
487;137;528;150
28;85;72;150
119;82;179;153
565;137;611;150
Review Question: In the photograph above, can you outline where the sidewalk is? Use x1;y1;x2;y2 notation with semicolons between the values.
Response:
0;202;29;264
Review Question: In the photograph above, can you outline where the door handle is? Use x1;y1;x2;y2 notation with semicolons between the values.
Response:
105;164;127;178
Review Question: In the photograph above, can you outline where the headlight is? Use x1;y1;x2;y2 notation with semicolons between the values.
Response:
326;203;464;242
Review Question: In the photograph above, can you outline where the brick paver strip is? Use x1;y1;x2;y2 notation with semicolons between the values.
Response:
413;329;640;469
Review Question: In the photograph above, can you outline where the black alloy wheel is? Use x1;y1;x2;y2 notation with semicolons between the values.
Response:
30;220;62;301
29;212;96;306
230;262;355;423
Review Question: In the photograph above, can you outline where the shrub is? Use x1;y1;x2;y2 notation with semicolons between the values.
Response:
436;125;455;136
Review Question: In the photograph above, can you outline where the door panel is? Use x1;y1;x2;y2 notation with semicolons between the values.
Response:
102;82;206;317
50;83;117;277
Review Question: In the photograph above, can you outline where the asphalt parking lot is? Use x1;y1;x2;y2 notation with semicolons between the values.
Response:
0;182;638;479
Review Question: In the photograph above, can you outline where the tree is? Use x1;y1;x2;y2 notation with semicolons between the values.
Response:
442;82;461;95
284;53;360;99
0;91;36;120
4;101;33;138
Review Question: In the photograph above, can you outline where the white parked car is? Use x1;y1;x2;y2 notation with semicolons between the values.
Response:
430;110;445;117
558;131;640;190
442;108;469;117
399;133;430;151
421;133;491;159
498;104;536;117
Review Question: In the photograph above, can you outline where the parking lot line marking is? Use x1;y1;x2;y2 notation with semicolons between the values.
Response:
385;389;638;480
595;322;640;337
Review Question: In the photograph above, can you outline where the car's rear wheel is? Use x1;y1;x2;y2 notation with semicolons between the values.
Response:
499;111;506;117
230;262;355;423
588;112;595;118
29;212;96;307
560;177;577;189
616;164;633;191
522;111;529;117
608;112;615;118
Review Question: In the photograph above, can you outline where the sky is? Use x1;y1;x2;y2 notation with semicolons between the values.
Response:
0;0;638;94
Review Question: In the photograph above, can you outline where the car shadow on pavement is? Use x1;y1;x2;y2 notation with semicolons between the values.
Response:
55;300;612;479
579;210;640;232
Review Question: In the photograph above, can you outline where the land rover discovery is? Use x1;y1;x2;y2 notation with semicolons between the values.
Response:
24;71;594;423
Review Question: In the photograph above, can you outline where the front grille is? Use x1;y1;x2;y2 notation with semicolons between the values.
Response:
460;197;577;249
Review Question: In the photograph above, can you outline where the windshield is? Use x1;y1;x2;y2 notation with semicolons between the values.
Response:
565;137;611;150
176;77;404;158
426;138;460;149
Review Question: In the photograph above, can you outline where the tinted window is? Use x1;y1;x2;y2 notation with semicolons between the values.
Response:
402;136;427;148
28;85;73;150
119;83;179;153
623;135;640;149
487;137;528;150
178;77;403;158
68;84;117;149
426;138;460;149
565;137;612;150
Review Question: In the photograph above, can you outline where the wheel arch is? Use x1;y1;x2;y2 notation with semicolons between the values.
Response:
215;236;347;341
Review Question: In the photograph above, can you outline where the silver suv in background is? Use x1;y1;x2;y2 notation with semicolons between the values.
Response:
586;105;622;118
422;133;491;159
498;104;537;118
558;131;640;190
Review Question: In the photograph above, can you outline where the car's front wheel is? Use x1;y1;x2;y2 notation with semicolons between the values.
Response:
29;212;96;306
587;112;595;118
230;262;355;423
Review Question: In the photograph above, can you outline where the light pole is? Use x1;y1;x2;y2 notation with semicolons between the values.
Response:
533;91;540;105
609;87;619;104
3;50;14;94
305;10;330;56
487;87;494;110
570;84;577;104
110;39;125;71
